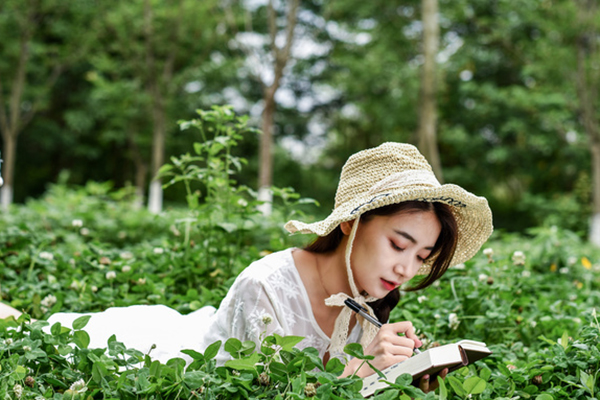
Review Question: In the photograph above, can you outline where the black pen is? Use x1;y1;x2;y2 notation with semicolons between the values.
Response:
344;298;421;354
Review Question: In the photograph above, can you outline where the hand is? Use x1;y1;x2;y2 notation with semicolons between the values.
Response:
418;368;448;393
343;321;422;378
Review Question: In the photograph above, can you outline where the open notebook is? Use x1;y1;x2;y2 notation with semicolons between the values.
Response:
360;340;492;397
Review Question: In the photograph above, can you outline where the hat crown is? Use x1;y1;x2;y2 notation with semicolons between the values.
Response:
335;143;434;208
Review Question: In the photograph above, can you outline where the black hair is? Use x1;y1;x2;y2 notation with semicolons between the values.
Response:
304;201;458;323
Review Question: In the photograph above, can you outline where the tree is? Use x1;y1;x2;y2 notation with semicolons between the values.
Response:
88;0;228;213
225;0;301;215
575;0;600;245
0;0;98;209
417;0;443;182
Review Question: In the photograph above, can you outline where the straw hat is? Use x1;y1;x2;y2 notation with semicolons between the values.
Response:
285;142;493;274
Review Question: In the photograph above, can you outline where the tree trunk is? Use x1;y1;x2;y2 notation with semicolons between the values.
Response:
0;133;16;209
417;0;444;183
256;0;300;215
127;128;147;210
143;0;165;214
148;95;165;214
257;86;276;214
576;0;600;246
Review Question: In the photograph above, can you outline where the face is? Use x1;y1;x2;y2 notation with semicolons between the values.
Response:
342;210;442;299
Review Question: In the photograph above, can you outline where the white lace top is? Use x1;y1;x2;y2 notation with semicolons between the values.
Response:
46;248;362;364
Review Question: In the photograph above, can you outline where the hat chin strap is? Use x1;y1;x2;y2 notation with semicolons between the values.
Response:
324;214;379;356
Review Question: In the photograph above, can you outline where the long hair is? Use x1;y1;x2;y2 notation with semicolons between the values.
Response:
304;201;459;323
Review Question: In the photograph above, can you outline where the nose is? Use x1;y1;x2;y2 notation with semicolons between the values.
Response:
393;253;419;280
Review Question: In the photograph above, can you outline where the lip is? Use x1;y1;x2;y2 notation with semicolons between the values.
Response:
380;278;398;291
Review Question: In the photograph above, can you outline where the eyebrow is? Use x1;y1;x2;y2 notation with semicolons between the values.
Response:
394;230;435;250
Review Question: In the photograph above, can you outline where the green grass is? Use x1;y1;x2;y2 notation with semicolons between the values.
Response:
0;182;598;399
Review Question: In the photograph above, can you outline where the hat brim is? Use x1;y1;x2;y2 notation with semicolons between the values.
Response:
285;184;493;275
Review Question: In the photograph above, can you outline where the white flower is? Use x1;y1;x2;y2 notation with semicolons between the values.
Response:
69;280;82;290
449;313;460;330
41;294;57;308
48;274;58;284
91;286;98;293
5;338;13;345
69;259;76;266
569;294;577;301
80;227;90;236
153;247;164;254
417;295;427;304
71;219;83;227
69;378;87;393
23;345;31;352
559;267;569;274
106;271;117;280
120;251;133;260
573;317;581;324
121;265;131;273
512;251;526;266
483;248;493;257
530;320;537;328
13;384;23;399
137;278;146;285
39;251;54;261
567;256;577;266
237;198;248;207
434;314;441;319
521;270;531;278
261;313;273;325
453;263;466;270
478;273;488;282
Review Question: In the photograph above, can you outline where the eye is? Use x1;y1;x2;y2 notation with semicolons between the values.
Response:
390;240;404;252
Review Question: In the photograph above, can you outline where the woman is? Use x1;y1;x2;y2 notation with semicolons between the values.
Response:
0;142;493;392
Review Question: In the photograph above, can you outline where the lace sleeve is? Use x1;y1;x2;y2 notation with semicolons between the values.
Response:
208;269;287;364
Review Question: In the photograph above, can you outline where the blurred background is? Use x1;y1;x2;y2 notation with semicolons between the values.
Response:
0;0;596;237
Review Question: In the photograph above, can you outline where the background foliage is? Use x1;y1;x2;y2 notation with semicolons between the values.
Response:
0;109;599;399
0;0;594;234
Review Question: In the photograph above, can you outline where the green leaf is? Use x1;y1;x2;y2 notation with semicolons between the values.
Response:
14;365;27;380
274;334;304;351
25;348;47;361
184;371;207;388
92;362;108;383
73;330;90;349
325;357;344;374
394;373;413;387
224;338;242;357
181;349;205;361
224;352;260;372
50;322;63;336
72;315;92;330
535;394;554;400
560;331;569;350
437;375;448;400
447;376;467;398
463;376;486;394
343;343;374;360
579;369;594;391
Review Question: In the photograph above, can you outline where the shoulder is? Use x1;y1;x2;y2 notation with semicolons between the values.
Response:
235;248;298;286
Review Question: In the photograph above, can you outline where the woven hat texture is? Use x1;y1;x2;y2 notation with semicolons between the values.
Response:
285;142;493;273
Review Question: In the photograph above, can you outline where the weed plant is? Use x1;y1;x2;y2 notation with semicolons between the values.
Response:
0;106;599;399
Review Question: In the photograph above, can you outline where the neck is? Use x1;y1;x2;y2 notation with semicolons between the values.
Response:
314;242;354;297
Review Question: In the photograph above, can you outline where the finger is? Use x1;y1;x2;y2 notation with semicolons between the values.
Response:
427;369;448;392
386;321;422;348
419;374;430;393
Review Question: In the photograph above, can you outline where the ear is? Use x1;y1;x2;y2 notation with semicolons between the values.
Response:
340;220;354;235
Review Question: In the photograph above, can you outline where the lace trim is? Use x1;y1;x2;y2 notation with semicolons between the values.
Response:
325;215;378;355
